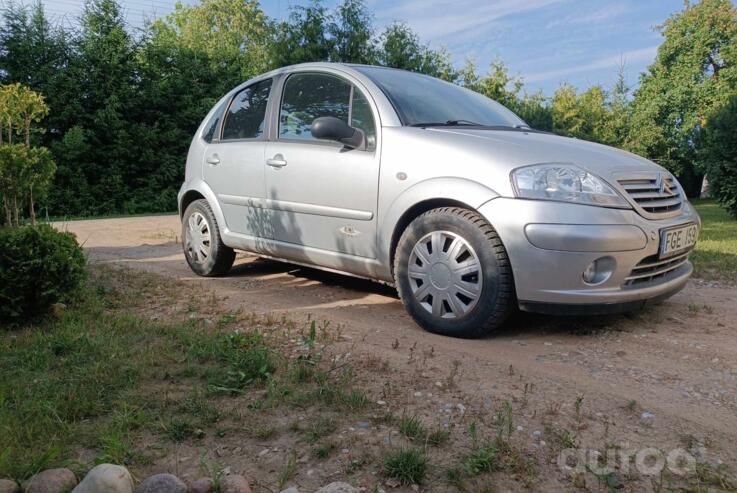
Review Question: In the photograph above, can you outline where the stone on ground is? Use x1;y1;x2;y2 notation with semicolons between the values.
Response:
315;483;358;493
0;479;20;493
219;474;251;493
71;464;133;493
134;474;187;493
24;468;77;493
189;477;214;493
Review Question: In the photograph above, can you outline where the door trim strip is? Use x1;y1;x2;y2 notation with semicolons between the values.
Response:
218;194;374;221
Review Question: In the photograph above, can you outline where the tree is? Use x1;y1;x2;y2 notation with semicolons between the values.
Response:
0;82;48;146
700;95;737;217
377;22;456;81
271;1;335;67
460;59;522;109
150;0;271;82
549;83;612;142
0;1;80;147
329;0;376;64
0;83;53;224
627;0;737;196
599;63;631;148
271;0;377;67
61;0;138;215
0;144;26;225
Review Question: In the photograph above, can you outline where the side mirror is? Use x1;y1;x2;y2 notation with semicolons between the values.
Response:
310;116;365;150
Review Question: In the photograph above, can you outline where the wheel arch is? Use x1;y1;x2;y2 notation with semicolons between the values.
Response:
378;177;500;280
388;198;472;269
177;179;229;240
180;190;205;218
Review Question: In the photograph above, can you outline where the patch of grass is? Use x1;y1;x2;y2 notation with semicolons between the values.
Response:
302;416;336;444
339;388;369;410
384;448;428;485
163;417;196;442
465;446;498;476
446;466;466;490
691;461;736;491
311;442;336;459
182;386;221;425
197;332;275;395
427;428;451;446
545;424;578;452
691;199;737;283
399;413;426;441
0;267;275;480
0;265;376;483
253;425;278;440
277;452;297;488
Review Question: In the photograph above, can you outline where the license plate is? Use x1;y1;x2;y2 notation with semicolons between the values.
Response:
659;223;698;259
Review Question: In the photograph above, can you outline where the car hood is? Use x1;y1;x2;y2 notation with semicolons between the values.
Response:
428;127;666;179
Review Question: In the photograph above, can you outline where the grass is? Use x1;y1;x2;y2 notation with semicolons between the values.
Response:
691;199;737;283
398;413;426;441
0;266;371;481
383;448;428;485
0;288;274;478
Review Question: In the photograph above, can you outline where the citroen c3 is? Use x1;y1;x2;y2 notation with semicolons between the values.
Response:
178;63;700;338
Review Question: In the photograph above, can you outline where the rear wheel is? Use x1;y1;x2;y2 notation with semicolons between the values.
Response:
394;207;514;338
182;199;235;277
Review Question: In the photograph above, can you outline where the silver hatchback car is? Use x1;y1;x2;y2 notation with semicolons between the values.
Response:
178;62;700;337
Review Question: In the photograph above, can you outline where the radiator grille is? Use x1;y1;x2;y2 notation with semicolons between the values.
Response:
618;174;682;216
624;251;691;287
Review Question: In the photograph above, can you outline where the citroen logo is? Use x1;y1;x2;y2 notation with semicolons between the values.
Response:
659;173;674;195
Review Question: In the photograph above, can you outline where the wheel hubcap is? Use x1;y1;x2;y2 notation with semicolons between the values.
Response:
408;231;483;319
185;211;211;264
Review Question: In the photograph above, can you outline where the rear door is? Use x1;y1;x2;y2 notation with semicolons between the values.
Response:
202;78;273;239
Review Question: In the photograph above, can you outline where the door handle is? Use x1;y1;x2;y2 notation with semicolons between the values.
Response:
206;155;220;165
266;154;287;168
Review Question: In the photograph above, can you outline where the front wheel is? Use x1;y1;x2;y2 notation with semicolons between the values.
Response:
394;207;514;338
182;199;235;277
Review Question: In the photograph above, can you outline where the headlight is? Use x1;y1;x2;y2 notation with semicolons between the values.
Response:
511;163;630;208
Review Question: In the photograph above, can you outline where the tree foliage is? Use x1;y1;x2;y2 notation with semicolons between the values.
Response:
628;0;737;196
0;83;54;225
700;95;737;216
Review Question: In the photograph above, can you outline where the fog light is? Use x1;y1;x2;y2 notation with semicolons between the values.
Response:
582;256;616;285
583;262;597;284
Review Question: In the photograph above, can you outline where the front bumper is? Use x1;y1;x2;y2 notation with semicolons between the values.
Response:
477;198;701;312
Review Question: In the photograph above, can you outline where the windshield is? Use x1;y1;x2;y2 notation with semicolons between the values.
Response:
354;66;527;128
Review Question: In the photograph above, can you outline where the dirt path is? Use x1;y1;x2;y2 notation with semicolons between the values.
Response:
57;215;737;489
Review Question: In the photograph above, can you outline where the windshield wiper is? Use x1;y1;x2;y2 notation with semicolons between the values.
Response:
410;119;485;127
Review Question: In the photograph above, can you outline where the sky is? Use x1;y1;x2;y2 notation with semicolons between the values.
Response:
26;0;719;95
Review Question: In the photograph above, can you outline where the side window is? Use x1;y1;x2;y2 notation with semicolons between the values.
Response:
280;73;351;141
221;79;272;141
202;102;225;143
351;89;376;151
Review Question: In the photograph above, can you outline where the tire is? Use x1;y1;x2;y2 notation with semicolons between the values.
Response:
182;199;235;277
394;207;514;338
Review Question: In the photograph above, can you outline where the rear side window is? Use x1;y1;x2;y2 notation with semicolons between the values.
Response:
221;79;272;141
202;102;225;143
279;73;351;141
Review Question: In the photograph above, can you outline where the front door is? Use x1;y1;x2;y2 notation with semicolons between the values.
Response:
264;72;380;260
202;78;272;240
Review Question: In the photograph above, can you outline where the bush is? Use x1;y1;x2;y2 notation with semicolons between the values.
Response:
701;95;737;218
0;225;86;323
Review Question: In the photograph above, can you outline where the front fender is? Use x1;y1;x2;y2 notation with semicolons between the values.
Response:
375;177;499;280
